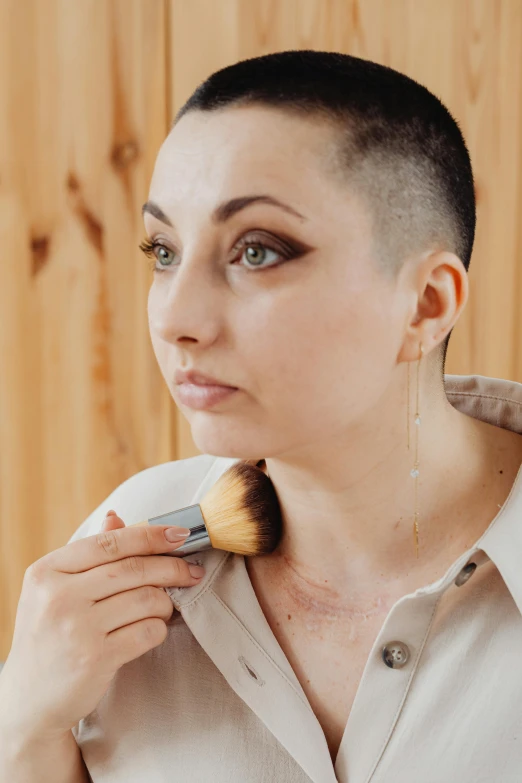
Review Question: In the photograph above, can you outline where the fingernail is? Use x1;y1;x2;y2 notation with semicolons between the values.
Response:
164;527;191;542
187;563;205;578
106;510;117;517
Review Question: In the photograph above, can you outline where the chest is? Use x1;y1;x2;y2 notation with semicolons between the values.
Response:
285;618;388;762
252;560;499;765
250;578;394;763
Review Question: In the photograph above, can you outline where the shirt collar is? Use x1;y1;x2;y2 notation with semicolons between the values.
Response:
440;375;522;613
173;373;522;613
443;373;522;613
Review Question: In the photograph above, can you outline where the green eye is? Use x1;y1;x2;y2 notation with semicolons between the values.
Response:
155;245;175;268
238;243;282;269
138;239;175;272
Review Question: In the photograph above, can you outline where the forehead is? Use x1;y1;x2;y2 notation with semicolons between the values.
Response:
149;106;345;207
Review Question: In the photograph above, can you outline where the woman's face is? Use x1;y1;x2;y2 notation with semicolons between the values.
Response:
143;105;412;463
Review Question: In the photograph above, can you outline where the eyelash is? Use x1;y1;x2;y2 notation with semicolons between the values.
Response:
138;232;296;274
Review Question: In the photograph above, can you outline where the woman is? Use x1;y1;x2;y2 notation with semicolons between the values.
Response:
11;51;522;781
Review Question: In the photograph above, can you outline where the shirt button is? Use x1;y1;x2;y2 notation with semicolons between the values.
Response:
382;641;410;669
454;561;477;587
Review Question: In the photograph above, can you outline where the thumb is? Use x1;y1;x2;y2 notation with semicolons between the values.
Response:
101;509;126;532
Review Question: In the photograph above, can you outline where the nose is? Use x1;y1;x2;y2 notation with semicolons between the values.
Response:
147;258;225;346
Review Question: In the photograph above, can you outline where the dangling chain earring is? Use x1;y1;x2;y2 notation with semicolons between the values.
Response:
407;343;424;558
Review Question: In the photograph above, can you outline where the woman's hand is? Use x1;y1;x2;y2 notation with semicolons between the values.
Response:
0;511;205;742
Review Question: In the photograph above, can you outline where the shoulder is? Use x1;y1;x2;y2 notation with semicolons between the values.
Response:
67;454;241;544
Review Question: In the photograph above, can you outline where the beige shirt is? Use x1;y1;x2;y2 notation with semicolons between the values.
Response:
68;373;522;783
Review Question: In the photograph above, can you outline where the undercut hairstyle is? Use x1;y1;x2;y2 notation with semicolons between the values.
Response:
173;50;476;374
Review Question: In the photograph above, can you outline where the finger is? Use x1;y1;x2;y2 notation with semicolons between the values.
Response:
104;617;170;670
46;519;192;574
93;585;175;634
85;550;204;601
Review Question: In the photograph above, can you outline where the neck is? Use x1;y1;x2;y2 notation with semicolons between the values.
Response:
255;395;517;597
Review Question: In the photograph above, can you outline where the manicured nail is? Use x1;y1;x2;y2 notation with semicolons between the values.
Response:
164;527;191;542
187;563;205;578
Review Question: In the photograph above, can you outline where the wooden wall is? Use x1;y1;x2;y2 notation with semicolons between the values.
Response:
1;0;521;660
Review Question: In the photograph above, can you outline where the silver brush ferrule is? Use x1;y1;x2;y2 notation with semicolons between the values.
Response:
147;504;212;556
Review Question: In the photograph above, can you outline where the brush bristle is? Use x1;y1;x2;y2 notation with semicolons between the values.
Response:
198;461;282;556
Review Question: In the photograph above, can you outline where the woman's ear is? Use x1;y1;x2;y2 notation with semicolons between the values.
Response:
397;249;469;363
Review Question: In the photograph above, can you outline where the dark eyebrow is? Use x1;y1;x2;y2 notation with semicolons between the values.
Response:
141;194;308;226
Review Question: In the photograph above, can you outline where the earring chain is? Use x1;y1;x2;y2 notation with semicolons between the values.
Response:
408;343;423;558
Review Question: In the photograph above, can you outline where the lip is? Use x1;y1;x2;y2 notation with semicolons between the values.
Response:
174;368;238;388
176;383;239;410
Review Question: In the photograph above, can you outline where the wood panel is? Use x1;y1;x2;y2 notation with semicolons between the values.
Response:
1;0;521;660
0;0;169;660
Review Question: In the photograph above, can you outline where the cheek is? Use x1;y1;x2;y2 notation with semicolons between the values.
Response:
147;289;157;346
247;286;392;424
254;287;365;379
147;287;169;372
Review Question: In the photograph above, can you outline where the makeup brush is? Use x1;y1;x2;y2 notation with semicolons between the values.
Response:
127;459;282;557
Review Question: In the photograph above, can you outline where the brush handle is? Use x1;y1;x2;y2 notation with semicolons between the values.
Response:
128;504;212;556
